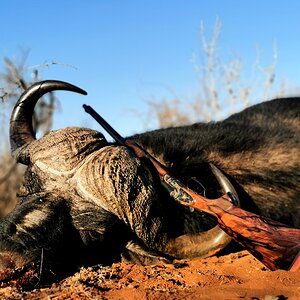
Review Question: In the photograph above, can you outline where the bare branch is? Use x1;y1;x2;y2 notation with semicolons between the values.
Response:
28;61;79;71
145;19;288;127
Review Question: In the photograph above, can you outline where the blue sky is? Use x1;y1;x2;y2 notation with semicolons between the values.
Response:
1;1;300;138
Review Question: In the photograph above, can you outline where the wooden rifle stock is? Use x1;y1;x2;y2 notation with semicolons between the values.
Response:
83;104;300;271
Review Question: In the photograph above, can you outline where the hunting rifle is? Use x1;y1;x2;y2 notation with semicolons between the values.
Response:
83;104;300;272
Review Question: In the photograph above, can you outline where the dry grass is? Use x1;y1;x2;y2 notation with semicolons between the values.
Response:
0;52;60;215
146;19;290;128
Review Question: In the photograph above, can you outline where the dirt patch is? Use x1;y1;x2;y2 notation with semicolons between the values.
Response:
0;250;299;299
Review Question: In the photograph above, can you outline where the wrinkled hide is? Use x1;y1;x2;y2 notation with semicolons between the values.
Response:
1;80;299;286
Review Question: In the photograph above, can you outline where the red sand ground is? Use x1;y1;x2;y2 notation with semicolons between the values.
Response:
0;250;299;299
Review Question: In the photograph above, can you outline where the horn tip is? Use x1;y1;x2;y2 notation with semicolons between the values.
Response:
40;80;88;96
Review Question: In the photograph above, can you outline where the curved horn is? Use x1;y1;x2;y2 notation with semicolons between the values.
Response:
209;163;240;206
164;164;240;259
190;164;240;256
10;80;87;164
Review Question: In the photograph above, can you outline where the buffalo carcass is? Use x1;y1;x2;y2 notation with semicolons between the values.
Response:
0;80;299;285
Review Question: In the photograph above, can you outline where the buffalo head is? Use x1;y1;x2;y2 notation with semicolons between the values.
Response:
0;80;299;286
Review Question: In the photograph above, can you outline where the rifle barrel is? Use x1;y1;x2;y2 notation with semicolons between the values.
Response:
83;104;126;145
